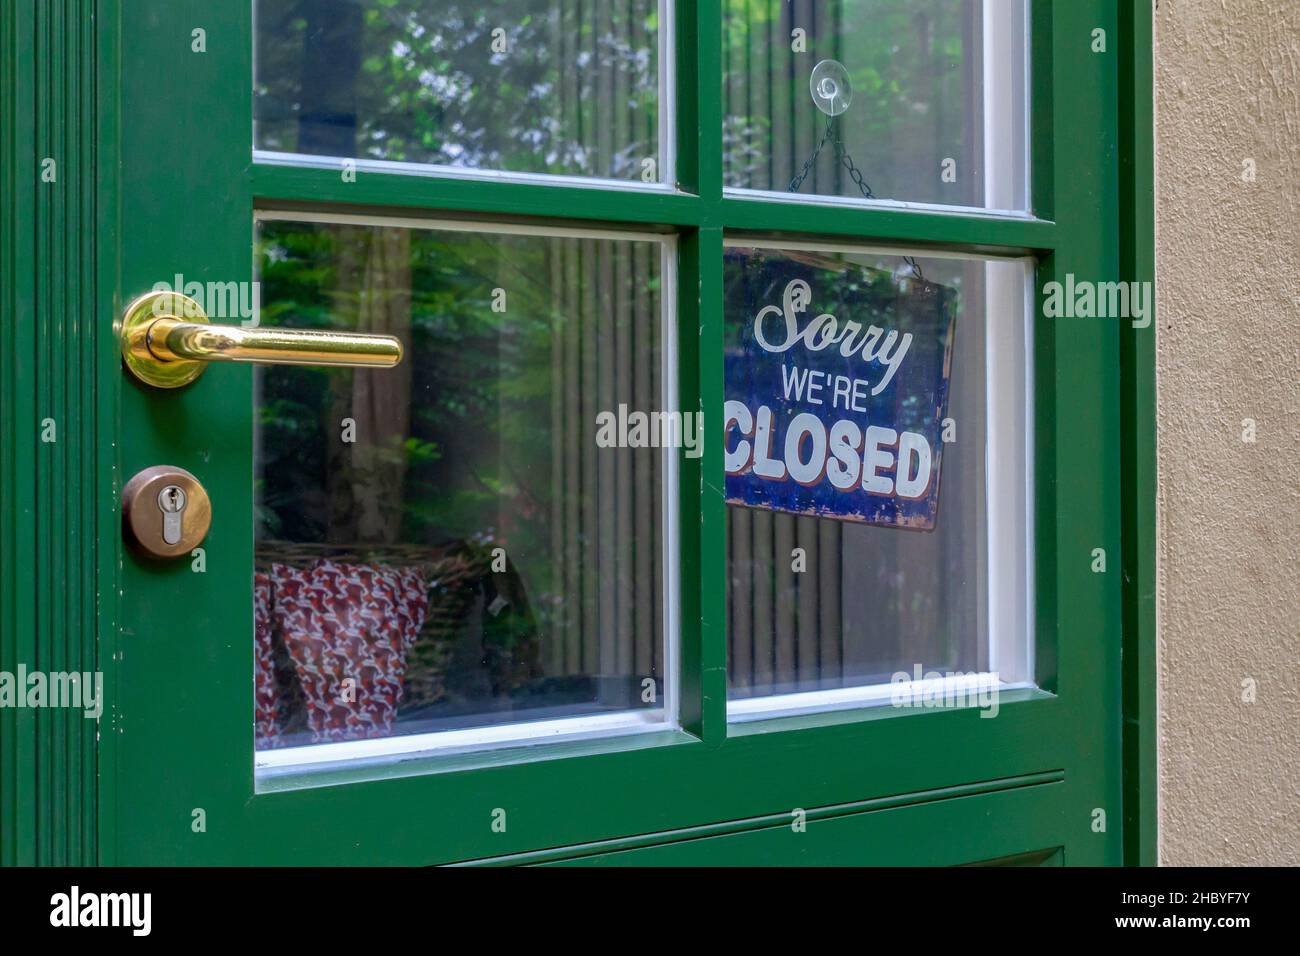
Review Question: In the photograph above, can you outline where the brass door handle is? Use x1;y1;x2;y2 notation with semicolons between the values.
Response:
119;291;403;388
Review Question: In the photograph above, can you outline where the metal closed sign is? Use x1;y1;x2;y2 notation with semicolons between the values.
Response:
723;247;956;531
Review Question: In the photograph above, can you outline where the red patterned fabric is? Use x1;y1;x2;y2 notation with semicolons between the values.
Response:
253;571;281;744
270;560;428;743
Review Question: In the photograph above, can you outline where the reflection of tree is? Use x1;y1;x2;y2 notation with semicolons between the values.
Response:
256;0;660;179
326;227;414;544
255;222;666;689
722;0;975;204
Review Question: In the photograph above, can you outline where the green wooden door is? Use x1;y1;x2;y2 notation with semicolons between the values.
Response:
95;0;1142;865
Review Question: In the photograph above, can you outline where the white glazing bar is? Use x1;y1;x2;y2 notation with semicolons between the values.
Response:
660;238;682;729
254;150;684;195
982;0;1031;211
985;258;1035;683
256;709;671;773
728;674;1035;723
722;185;1039;220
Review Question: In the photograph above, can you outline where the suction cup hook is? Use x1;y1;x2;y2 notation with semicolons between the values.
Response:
810;59;852;116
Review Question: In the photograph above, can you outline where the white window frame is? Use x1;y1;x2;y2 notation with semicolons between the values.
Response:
252;210;680;775
252;0;677;195
723;239;1036;724
721;0;1031;216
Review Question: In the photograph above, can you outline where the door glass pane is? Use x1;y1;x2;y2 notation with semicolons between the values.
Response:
254;0;666;183
722;0;1029;210
723;245;1033;714
253;216;672;762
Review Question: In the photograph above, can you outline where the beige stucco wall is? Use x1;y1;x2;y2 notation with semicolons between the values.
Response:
1155;0;1299;865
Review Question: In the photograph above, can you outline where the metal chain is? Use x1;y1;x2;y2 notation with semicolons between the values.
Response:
789;117;877;198
788;117;926;283
787;118;836;194
831;132;875;200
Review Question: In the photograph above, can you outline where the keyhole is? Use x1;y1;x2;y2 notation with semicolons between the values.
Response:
158;485;188;545
159;486;186;512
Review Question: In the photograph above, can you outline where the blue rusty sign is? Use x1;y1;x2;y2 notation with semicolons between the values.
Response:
723;247;956;531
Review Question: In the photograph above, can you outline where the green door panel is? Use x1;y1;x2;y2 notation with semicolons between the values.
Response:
967;848;1064;867
86;0;1137;865
536;781;1067;866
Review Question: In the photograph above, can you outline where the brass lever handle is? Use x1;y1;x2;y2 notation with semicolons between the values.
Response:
146;317;403;367
120;290;403;389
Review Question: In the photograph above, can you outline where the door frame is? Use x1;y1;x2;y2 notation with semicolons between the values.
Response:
0;0;1156;866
